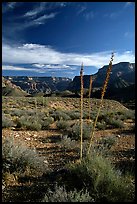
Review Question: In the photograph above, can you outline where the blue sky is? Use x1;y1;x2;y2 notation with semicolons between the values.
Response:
2;2;135;78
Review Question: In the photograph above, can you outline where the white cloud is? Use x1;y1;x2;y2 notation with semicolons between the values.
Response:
32;63;76;70
33;13;57;24
2;65;33;71
2;2;24;13
33;63;45;68
77;6;87;15
23;2;67;19
24;3;46;18
8;2;17;9
124;32;135;39
114;51;134;62
84;11;94;20
25;13;57;27
2;65;47;74
110;12;119;19
2;64;76;75
20;44;45;49
2;43;135;69
124;2;133;8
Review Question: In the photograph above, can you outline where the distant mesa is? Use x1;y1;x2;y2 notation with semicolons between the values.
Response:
2;62;135;103
68;62;135;102
2;77;28;97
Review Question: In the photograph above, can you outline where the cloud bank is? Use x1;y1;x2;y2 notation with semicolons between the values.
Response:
2;43;135;70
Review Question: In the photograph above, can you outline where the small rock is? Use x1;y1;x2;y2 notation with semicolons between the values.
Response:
26;137;31;140
44;160;48;164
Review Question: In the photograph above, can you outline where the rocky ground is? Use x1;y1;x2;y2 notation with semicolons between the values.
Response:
2;118;135;171
2;97;135;202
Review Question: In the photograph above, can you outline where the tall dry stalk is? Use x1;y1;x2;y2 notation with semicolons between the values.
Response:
80;62;84;161
43;97;45;109
34;97;38;121
87;52;114;155
88;75;92;122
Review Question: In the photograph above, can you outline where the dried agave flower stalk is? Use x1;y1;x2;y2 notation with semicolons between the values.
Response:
88;75;92;122
87;52;114;155
43;96;45;109
80;62;84;161
34;97;38;121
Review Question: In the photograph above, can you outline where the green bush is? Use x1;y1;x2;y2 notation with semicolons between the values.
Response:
67;111;80;120
26;121;42;131
51;110;71;121
56;120;70;130
41;185;94;202
41;117;54;130
98;136;116;149
2;137;48;175
2;114;14;128
83;111;89;119
68;154;135;202
109;118;124;128
10;109;24;117
117;109;135;120
16;116;42;131
96;121;107;130
67;122;92;140
60;135;78;151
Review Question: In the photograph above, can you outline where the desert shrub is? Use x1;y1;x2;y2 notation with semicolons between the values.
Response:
108;118;124;128
56;120;70;130
98;136;116;150
35;97;49;106
119;109;135;120
100;109;135;124
15;116;29;128
83;111;89;119
90;111;97;121
56;90;74;97
41;117;54;130
67;122;92;140
67;110;80;120
2;114;14;128
96;121;107;130
131;124;135;133
16;116;42;131
3;109;10;114
41;185;94;202
59;135;78;151
2;137;48;175
26;121;42;131
68;154;135;202
10;109;24;117
51;110;71;121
